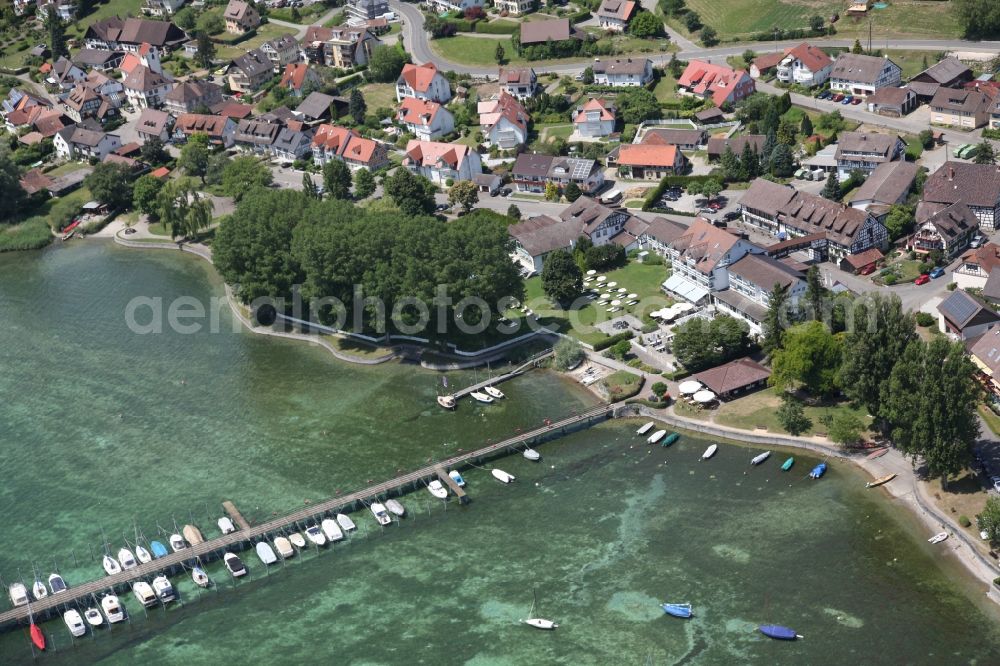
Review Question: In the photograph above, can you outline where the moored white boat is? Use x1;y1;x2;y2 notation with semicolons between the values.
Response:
647;430;667;445
135;545;152;564
524;618;558;630
192;567;210;588
256;541;279;564
274;537;294;559
384;500;405;517
289;532;306;549
523;448;541;461
702;444;718;460
152;576;175;603
484;385;505;399
182;524;204;546
636;421;655;435
31;580;47;601
117;548;137;570
305;525;327;546
928;532;948;544
224;553;247;577
102;555;122;576
132;581;157;608
8;583;28;607
320;518;344;542
84;608;103;627
492;469;515;484
218;517;236;535
449;470;466;487
370;503;392;526
64;610;86;637
750;451;771;466
428;480;448;499
48;573;67;595
437;395;456;410
169;534;187;552
101;594;125;623
470;391;494;404
336;513;357;531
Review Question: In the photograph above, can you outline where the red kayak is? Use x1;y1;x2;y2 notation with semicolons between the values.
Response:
30;623;45;651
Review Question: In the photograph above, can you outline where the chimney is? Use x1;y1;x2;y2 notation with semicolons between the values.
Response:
949;166;955;181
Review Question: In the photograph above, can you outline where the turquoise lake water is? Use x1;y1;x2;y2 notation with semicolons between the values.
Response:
0;242;998;664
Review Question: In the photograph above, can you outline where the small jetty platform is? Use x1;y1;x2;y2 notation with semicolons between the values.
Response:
0;403;615;631
222;500;251;531
448;350;553;403
435;465;468;504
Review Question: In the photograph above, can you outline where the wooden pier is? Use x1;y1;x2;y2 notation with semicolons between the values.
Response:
435;465;468;504
0;403;615;631
222;501;251;531
448;349;553;402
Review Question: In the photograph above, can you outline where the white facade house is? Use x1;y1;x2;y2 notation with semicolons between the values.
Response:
429;0;484;10
572;98;616;138
494;0;534;16
397;98;455;141
774;43;833;88
596;0;636;32
662;218;763;304
402;139;482;186
478;93;529;149
54;126;122;161
713;254;805;335
396;62;452;104
829;53;902;96
142;0;186;16
592;58;653;87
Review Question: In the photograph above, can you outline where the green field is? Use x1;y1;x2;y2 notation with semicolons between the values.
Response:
431;37;526;67
215;23;298;60
712;387;872;437
357;82;397;110
674;0;960;40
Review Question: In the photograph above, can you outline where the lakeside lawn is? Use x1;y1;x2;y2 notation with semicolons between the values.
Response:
515;259;672;346
711;387;872;438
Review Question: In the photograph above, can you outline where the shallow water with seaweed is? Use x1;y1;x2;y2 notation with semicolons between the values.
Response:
1;243;998;664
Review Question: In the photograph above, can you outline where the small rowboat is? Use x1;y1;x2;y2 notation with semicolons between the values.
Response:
866;473;896;488
702;444;717;460
661;432;679;447
524;618;558;630
437;395;456;410
751;451;771;466
484;386;505;399
759;624;801;640
492;469;515;484
523;448;541;461
218;517;236;535
866;447;890;460
385;500;405;517
449;470;466;487
30;623;45;650
192;567;210;587
636;421;655;435
661;603;692;619
809;463;827;479
781;457;794;471
647;430;667;445
289;533;306;549
928;532;948;544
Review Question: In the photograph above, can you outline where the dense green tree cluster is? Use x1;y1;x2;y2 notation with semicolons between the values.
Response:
541;249;582;307
672;315;752;372
954;0;1000;39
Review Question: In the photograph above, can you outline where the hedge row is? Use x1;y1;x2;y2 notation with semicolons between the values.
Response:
474;21;518;34
662;368;692;380
592;331;634;351
568;10;592;23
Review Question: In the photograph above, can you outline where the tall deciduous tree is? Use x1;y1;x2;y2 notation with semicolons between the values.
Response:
762;282;790;355
179;133;210;183
302;172;319;199
195;32;216;69
448;180;479;213
132;174;165;219
84;162;133;210
672;315;751;372
384;167;435;215
974;140;997;165
541;249;582;307
769;321;842;397
156;179;214;239
954;0;1000;40
349;88;366;125
323;159;353;200
221;156;273;201
367;45;409;83
353;167;375;199
777;395;812;436
0;146;25;221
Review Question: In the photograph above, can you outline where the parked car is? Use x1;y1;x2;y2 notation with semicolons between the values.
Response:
500;187;512;197
707;202;723;211
970;235;985;248
832;93;845;102
817;90;831;100
929;266;945;279
698;208;715;216
723;210;741;221
915;273;931;285
435;203;449;212
851;97;862;105
841;96;853;105
992;476;1000;492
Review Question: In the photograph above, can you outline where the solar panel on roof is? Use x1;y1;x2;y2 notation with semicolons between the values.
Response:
941;292;980;325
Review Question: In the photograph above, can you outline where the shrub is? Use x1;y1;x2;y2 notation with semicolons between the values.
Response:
651;381;668;398
641;253;664;265
960;515;972;528
915;312;935;327
593;331;634;351
947;282;957;291
663;368;691;380
553;337;586;370
883;274;897;285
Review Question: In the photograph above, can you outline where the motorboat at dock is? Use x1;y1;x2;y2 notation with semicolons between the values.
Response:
169;534;187;552
224;552;247;577
135;545;152;564
470;391;494;404
101;594;125;623
321;518;344;543
256;541;279;564
449;470;466;487
218;517;236;535
84;608;103;627
117;547;137;570
370;503;392;526
484;385;505;399
63;610;86;637
305;525;327;546
192;567;210;588
132;581;157;608
336;513;357;531
523;447;541;461
152;576;175;603
274;537;295;559
428;480;448;499
102;555;122;576
384;500;405;517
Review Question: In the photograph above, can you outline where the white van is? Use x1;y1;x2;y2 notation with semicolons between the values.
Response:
601;190;622;205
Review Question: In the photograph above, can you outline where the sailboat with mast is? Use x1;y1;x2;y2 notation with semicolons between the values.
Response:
522;588;559;630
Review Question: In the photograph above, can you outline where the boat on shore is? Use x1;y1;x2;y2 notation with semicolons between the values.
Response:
484;385;505;399
305;525;327;546
64;610;86;637
84;608;103;627
637;421;655;435
449;470;466;487
218;517;236;535
8;583;28;607
320;518;344;542
102;556;122;576
150;541;168;559
101;594;125;623
169;534;187;552
866;447;890;460
256;541;279;564
866;473;897;488
336;513;357;531
223;553;247;578
523;447;541;461
759;624;801;640
132;582;156;608
117;548;137;570
662;432;679;447
781;457;794;471
385;500;405;517
31;580;47;601
274;537;294;559
470;391;494;404
135;545;152;564
661;602;693;619
647;430;667;445
809;463;827;479
182;524;204;545
751;451;771;466
437;395;456;410
370;503;392;526
289;533;306;549
492;469;515;484
702;444;718;460
428;480;448;499
928;532;948;544
192;567;210;587
152;576;175;603
48;573;67;595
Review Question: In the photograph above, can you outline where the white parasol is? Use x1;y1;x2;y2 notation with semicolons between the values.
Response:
611;299;622;306
627;293;638;299
607;281;618;288
678;380;703;395
693;390;716;404
587;269;597;275
597;276;607;282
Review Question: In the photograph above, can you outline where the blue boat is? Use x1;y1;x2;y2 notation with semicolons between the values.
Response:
661;603;692;619
150;541;168;559
781;457;794;471
810;463;827;479
661;432;679;447
759;624;801;640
